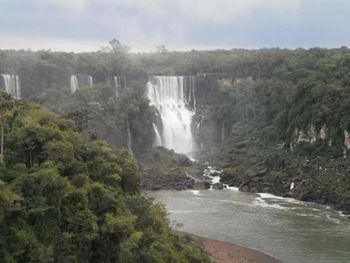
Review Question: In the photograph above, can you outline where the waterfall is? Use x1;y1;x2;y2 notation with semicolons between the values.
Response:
70;75;93;94
196;115;204;150
114;76;127;97
192;76;196;110
70;75;79;94
152;123;163;147
1;74;21;99
114;76;119;97
126;121;133;157
88;76;93;87
196;115;203;135
147;76;196;155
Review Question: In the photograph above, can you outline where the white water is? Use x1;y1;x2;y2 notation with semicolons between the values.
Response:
70;75;93;94
203;166;222;184
114;76;127;97
1;74;21;99
147;76;196;155
70;75;79;94
152;123;163;147
114;76;119;97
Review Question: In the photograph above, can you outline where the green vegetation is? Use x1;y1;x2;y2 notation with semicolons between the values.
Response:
61;83;155;155
139;147;195;190
2;45;350;212
0;93;211;263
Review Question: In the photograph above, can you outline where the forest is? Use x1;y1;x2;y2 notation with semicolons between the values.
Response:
2;45;350;212
0;93;211;262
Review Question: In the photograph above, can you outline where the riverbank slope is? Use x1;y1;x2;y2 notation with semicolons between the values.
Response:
201;237;280;263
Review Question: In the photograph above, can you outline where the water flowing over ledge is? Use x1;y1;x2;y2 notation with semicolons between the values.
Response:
1;74;21;99
70;74;93;94
147;76;196;156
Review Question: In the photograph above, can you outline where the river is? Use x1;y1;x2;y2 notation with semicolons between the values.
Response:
147;189;350;263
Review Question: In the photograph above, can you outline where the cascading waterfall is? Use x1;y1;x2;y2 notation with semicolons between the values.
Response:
147;76;196;155
196;115;204;150
152;123;163;147
70;75;79;94
191;76;196;110
70;74;93;94
1;74;21;99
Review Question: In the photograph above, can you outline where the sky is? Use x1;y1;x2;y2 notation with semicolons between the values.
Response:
0;0;349;52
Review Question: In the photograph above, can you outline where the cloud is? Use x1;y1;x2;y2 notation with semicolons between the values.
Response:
40;0;305;23
36;0;88;10
0;35;106;52
1;0;349;52
101;0;305;24
174;0;304;23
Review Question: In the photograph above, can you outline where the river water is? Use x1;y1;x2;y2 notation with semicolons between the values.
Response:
147;189;350;263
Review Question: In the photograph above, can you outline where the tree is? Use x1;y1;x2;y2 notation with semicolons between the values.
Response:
109;39;130;54
0;93;13;163
156;45;169;54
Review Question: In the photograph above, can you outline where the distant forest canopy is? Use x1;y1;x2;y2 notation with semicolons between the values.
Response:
1;44;350;152
1;43;349;98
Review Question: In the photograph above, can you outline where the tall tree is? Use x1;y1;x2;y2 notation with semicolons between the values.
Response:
0;93;13;163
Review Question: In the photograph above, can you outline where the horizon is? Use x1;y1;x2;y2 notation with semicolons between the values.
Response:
1;44;349;54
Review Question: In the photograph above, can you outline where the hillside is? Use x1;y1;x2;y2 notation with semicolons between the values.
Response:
0;93;211;262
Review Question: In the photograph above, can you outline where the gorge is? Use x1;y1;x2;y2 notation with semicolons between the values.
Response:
1;47;350;262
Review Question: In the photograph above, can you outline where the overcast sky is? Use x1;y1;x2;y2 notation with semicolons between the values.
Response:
0;0;349;52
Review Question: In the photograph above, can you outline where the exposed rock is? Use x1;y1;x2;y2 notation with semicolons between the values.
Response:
265;155;285;171
292;124;329;146
212;182;224;190
217;78;232;87
344;130;350;149
141;166;195;191
319;125;327;140
295;125;317;144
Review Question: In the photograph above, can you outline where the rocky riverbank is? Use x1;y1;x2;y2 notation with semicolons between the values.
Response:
139;147;212;190
139;145;350;217
219;158;350;216
141;167;211;190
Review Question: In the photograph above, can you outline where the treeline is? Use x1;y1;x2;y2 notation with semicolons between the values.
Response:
194;47;350;152
2;46;350;151
0;93;211;262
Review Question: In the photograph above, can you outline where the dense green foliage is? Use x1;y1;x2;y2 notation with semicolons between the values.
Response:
3;46;350;148
2;45;350;212
194;48;350;147
61;83;155;154
139;147;194;190
0;94;211;263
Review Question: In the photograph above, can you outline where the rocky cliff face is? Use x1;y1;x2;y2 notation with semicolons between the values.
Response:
289;124;350;152
344;130;350;149
191;76;350;215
